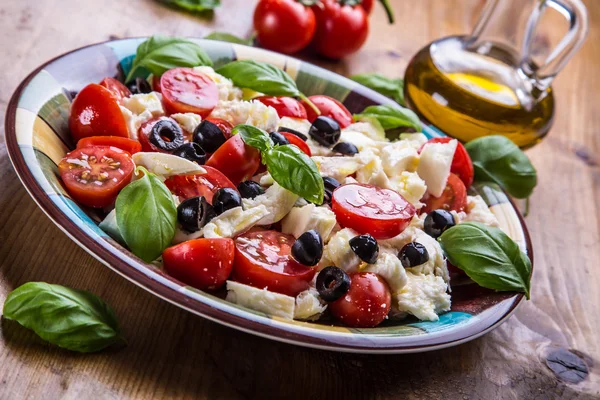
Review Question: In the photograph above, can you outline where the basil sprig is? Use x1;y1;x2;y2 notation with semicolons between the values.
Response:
465;135;537;199
439;222;532;298
216;60;319;114
353;104;421;132
351;73;405;106
157;0;220;12
3;282;125;352
235;125;324;204
116;166;177;262
126;36;213;82
204;32;253;46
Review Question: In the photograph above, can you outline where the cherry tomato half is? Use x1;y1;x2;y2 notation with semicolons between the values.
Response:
206;135;261;185
329;272;391;328
233;230;317;296
58;145;134;208
422;173;467;214
255;96;308;119
160;68;219;117
164;166;236;204
138;116;182;153
332;183;416;239
99;77;131;103
205;117;234;139
163;238;235;291
77;136;141;155
420;138;474;188
302;95;353;128
253;0;317;54
280;132;311;156
69;83;129;142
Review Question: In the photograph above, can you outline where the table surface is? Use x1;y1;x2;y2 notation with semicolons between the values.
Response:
1;0;599;399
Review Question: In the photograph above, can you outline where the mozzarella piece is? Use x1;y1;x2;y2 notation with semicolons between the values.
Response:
226;281;295;319
242;183;299;225
193;66;243;101
294;288;327;320
322;228;361;273
278;116;311;136
339;130;385;152
395;272;451;321
202;205;269;238
464;195;499;227
281;204;337;242
120;106;152;140
172;227;204;244
344;121;386;140
399;133;428;149
209;100;279;132
258;173;275;187
306;138;334;156
408;231;449;282
99;209;125;245
132;152;206;177
417;139;457;197
123;93;165;117
381;140;420;175
380;226;420;250
171;113;201;134
312;156;362;181
355;150;391;188
388;172;427;208
363;253;408;293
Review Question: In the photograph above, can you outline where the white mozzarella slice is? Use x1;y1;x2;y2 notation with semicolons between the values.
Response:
388;172;427;208
381;140;420;175
417;139;457;197
294;288;327;320
226;281;295;319
132;152;206;177
171;113;202;134
278;117;311;136
355;150;391;188
464;195;499;227
202;205;269;238
363;253;408;293
242;183;299;225
395;272;451;321
408;231;449;282
312;156;362;181
281;204;337;242
323;228;361;273
209;100;279;132
122;93;165;117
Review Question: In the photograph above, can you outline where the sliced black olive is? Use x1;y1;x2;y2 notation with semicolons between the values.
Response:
316;266;351;302
278;126;308;141
399;242;429;268
212;188;242;215
149;119;184;152
177;196;215;233
322;189;333;206
309;116;341;147
237;180;265;199
291;230;323;266
193;120;227;153
172;142;206;164
269;131;290;146
424;209;456;238
332;142;359;156
125;77;152;94
322;176;341;193
349;234;379;264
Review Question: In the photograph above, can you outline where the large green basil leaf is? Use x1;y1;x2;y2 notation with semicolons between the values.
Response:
353;104;421;132
351;73;405;105
216;60;300;97
233;124;274;153
126;36;212;81
439;222;532;298
3;282;125;352
204;32;253;46
465;135;537;199
116;167;177;262
158;0;220;12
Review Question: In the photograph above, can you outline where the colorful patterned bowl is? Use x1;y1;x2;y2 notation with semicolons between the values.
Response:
4;38;532;353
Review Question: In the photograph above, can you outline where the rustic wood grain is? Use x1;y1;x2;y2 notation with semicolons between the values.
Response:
0;0;599;399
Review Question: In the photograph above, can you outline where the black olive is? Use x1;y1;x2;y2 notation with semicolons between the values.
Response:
291;230;323;266
172;142;206;164
322;189;333;206
309;116;341;147
399;242;429;268
149;119;184;152
278;126;308;141
269;131;290;146
193;120;227;153
424;209;456;238
332;142;359;156
125;77;152;94
212;188;242;215
349;234;379;264
316;266;351;302
322;176;341;193
177;196;215;233
237;180;265;199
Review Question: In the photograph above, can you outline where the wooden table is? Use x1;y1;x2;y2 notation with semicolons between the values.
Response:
1;0;598;398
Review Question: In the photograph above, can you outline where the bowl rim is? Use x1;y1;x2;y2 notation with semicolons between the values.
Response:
4;37;533;354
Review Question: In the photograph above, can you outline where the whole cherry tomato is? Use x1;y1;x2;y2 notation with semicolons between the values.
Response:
422;173;467;214
206;135;261;185
254;0;317;54
255;96;308;119
302;95;353;128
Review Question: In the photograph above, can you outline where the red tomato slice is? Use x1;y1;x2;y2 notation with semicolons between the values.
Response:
206;135;261;185
138;116;182;153
280;132;311;156
419;137;474;188
164;166;236;203
255;96;308;119
302;95;353;128
422;173;467;214
77;136;141;155
163;238;235;290
331;183;416;239
160;68;219;117
329;272;391;328
233;231;317;296
99;77;131;103
205;117;234;139
69;83;129;142
58;145;134;208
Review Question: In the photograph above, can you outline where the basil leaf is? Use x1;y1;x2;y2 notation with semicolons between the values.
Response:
233;124;273;153
116;167;177;262
3;282;125;352
465;135;537;199
353;104;421;132
439;222;532;298
216;60;300;97
351;73;405;105
264;145;324;204
158;0;220;12
126;36;212;81
204;32;253;46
